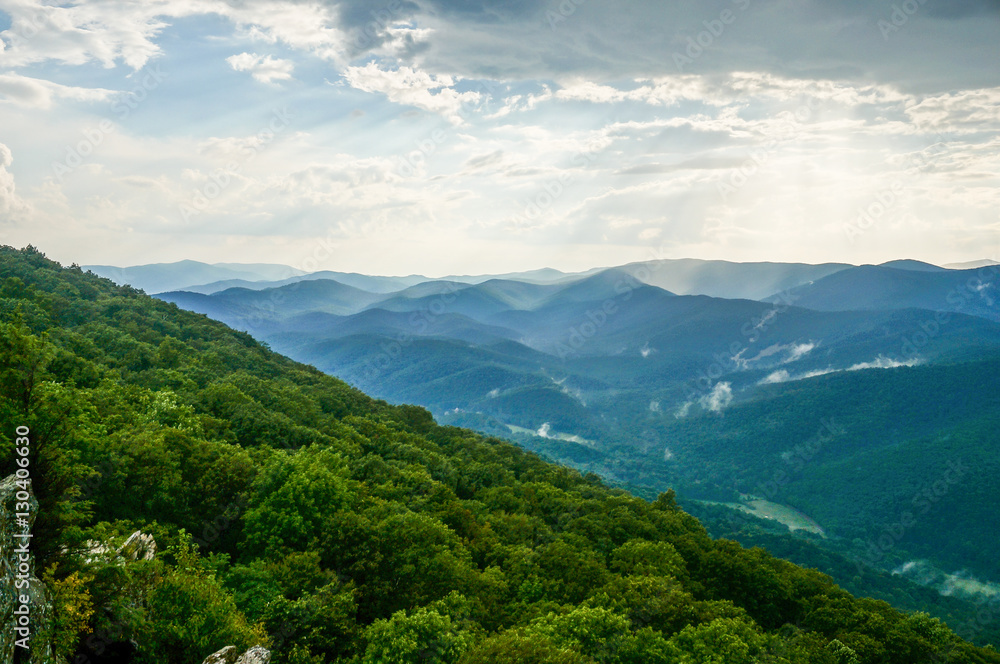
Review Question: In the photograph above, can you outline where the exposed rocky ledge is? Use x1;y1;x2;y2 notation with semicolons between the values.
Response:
202;644;272;664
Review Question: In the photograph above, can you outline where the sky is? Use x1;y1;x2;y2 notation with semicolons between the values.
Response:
0;0;998;276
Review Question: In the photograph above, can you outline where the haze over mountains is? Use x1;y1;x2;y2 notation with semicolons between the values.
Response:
84;260;601;296
96;256;1000;614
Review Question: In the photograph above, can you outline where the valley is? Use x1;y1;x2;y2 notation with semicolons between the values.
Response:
107;255;1000;638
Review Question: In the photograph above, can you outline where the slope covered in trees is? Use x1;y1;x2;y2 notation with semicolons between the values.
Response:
1;245;998;663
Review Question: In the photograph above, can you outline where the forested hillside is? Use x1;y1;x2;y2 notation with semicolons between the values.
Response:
2;245;998;663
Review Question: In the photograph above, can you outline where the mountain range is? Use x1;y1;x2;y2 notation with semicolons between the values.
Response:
102;256;1000;626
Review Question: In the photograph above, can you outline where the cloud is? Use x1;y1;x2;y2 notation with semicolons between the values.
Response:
341;62;483;123
463;150;504;171
2;0;997;95
760;369;792;385
699;381;733;413
0;0;353;70
226;52;295;83
905;88;1000;134
617;157;745;175
0;73;113;109
0;143;27;216
760;355;923;384
332;0;1000;94
846;356;922;371
0;0;184;69
894;559;1000;601
732;340;817;371
785;342;817;363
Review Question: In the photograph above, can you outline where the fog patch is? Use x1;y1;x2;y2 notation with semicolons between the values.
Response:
759;355;922;384
894;560;1000;602
699;382;732;413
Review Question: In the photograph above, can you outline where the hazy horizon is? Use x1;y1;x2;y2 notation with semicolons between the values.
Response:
75;255;997;282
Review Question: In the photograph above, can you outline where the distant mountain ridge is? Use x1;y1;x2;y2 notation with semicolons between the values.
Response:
95;257;998;304
764;264;1000;321
92;260;608;296
84;260;307;294
619;258;854;300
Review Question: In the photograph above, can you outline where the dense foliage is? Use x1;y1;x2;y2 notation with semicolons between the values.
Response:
2;245;998;663
682;502;1000;648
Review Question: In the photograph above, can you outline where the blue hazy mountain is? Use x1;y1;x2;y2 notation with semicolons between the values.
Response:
84;260;306;294
620;258;853;300
765;264;1000;321
103;258;862;300
879;259;948;272
88;261;584;297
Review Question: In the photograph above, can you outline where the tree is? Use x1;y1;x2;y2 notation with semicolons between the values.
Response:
241;445;354;555
667;617;770;664
0;320;51;413
362;595;475;664
825;638;860;664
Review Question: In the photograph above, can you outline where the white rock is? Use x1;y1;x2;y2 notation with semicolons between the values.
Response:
201;645;239;664
235;645;272;664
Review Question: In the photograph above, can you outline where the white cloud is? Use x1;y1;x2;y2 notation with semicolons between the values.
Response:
732;340;817;371
0;0;181;69
906;88;1000;134
341;63;482;124
0;73;112;109
699;382;733;413
0;0;353;71
760;356;923;384
0;142;28;217
760;370;791;385
785;342;817;363
226;52;294;84
846;356;922;371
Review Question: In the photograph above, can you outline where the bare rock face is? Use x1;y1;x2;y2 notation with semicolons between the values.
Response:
118;531;157;561
0;473;54;664
235;646;272;664
82;529;157;564
201;645;270;664
201;645;240;664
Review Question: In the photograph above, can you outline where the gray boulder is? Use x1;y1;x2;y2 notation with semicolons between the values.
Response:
236;645;272;664
202;645;240;664
202;645;271;664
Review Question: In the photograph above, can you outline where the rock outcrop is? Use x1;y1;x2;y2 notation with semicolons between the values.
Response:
82;529;157;564
0;473;53;664
236;646;272;664
202;645;271;664
117;531;157;561
202;645;239;664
